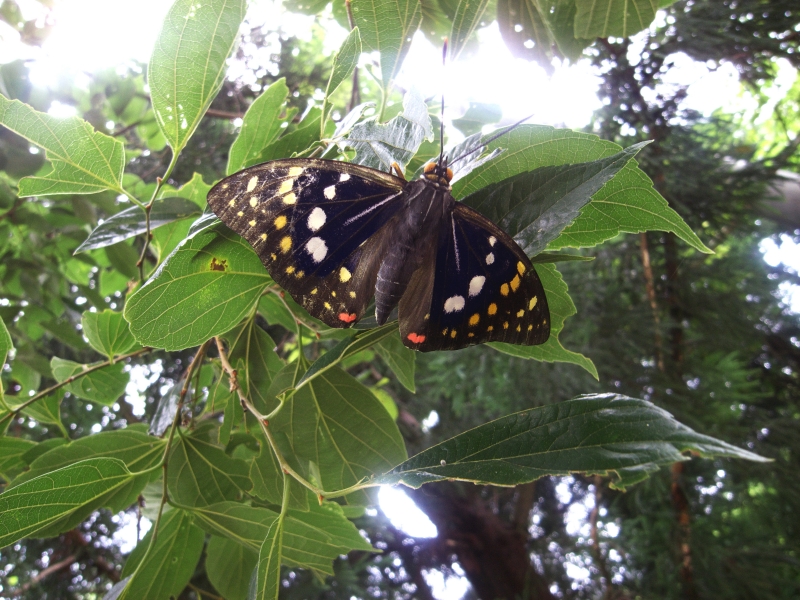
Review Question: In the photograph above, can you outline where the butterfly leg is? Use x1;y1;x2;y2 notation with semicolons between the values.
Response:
390;162;406;181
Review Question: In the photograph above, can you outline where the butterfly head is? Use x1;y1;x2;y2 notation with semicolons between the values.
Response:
422;160;453;188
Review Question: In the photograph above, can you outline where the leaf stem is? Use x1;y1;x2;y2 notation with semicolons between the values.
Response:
0;347;151;429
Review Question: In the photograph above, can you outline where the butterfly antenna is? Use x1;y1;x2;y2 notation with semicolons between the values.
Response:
439;38;447;168
449;113;533;166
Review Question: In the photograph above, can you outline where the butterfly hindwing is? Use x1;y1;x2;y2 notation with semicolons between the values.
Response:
207;159;406;327
399;202;550;351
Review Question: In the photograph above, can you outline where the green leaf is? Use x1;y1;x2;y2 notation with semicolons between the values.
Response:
449;0;492;61
50;357;129;406
451;102;502;137
376;393;769;491
0;437;36;483
296;321;398;389
11;429;164;487
207;536;257;600
120;509;205;600
223;319;285;414
168;423;252;507
257;107;323;163
345;88;433;172
74;197;201;253
462;142;648;257
374;332;416;392
0;315;13;411
148;0;247;153
497;0;556;71
192;501;373;574
323;28;362;125
453;125;710;253
164;171;213;208
490;262;596;376
271;366;407;504
249;434;284;505
20;394;63;429
124;226;270;350
0;95;125;196
0;458;136;548
255;516;283;600
574;0;658;38
81;310;140;360
549;160;712;253
228;78;290;174
352;0;422;90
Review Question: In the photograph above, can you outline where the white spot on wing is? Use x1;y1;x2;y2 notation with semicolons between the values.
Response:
306;237;328;263
307;207;326;231
444;295;465;313
249;197;257;207
324;185;336;200
489;236;497;246
486;252;495;265
247;176;258;192
339;173;350;182
468;276;485;297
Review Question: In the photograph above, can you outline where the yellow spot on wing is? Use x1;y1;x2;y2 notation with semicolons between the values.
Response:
516;309;525;317
283;192;297;205
442;328;448;336
260;233;267;241
469;313;480;326
529;297;538;310
331;291;336;297
247;176;259;192
349;291;356;298
285;266;295;274
279;180;293;195
249;219;256;227
510;274;521;292
517;261;526;275
340;267;352;282
249;197;258;207
324;302;332;309
274;215;287;229
311;288;318;294
468;332;474;338
487;326;494;331
503;321;509;329
228;199;235;207
280;236;292;252
288;166;304;176
237;211;244;217
500;283;509;296
450;330;457;338
296;271;304;278
527;324;533;331
488;303;497;315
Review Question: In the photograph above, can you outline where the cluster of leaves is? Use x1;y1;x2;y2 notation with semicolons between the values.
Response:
0;0;771;598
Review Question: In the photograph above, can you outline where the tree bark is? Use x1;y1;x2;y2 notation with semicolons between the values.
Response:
408;482;555;600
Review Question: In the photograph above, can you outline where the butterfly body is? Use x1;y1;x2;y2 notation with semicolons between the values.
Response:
207;157;550;351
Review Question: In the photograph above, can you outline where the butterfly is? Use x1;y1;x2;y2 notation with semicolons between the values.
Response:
206;153;550;351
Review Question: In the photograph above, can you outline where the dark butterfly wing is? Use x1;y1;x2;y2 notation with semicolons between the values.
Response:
207;158;406;327
399;201;550;351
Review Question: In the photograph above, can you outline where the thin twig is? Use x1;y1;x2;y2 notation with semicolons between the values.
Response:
0;347;151;429
639;232;664;372
7;554;78;597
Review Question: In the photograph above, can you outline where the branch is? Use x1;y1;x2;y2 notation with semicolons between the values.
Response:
7;553;78;597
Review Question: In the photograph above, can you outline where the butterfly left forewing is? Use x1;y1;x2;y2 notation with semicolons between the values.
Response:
207;158;406;327
400;202;550;351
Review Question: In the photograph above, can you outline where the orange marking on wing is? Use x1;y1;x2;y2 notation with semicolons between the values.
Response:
407;333;426;344
338;312;358;323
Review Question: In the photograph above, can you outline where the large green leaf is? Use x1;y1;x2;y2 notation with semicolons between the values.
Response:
11;428;164;487
0;95;125;196
351;0;422;90
227;78;290;174
120;509;205;600
81;310;140;360
206;535;257;600
0;437;36;483
376;394;768;490
461;142;648;256
255;516;283;600
574;0;658;38
148;0;247;153
374;331;416;392
491;262;596;376
453;125;710;253
0;458;136;548
271;366;407;504
74;197;201;253
192;501;373;574
497;0;556;70
345;89;433;172
50;357;129;406
549;160;712;253
0;315;13;412
168;423;252;507
449;0;492;61
124;226;270;350
257;107;322;163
